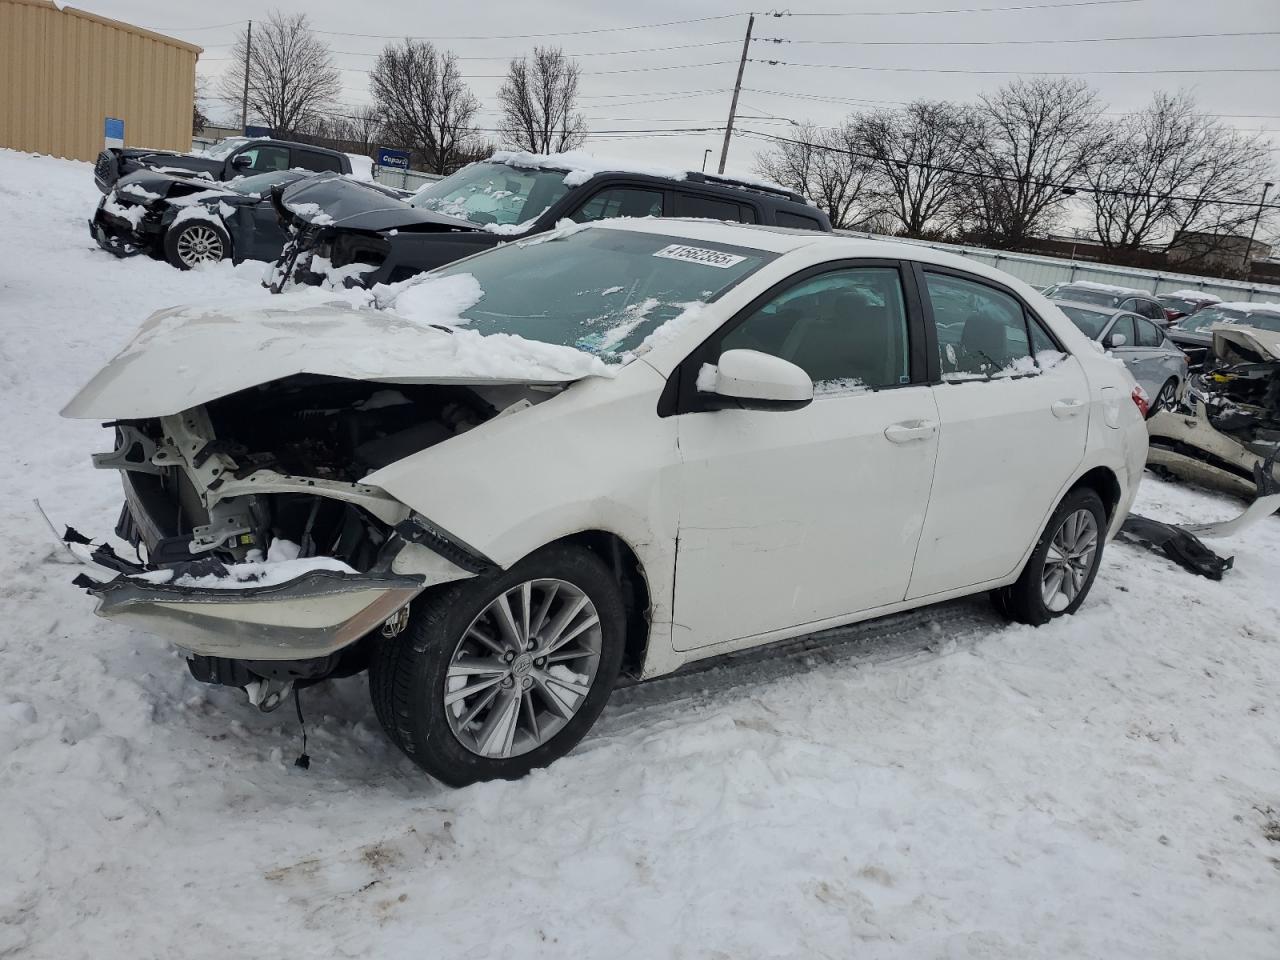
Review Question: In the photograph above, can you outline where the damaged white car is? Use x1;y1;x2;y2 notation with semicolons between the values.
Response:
63;219;1149;785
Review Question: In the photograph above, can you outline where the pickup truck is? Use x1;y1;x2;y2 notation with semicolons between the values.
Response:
93;136;353;194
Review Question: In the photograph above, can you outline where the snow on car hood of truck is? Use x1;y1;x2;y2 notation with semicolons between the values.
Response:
61;292;613;420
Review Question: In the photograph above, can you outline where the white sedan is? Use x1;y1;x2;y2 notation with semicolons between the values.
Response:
64;218;1149;785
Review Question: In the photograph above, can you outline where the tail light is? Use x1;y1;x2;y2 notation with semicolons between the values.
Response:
1164;308;1181;320
1131;384;1150;417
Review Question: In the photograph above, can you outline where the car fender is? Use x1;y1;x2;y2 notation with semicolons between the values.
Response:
362;363;682;658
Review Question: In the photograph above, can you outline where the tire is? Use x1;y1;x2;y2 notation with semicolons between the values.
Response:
369;543;626;785
1149;378;1178;418
163;219;230;270
990;487;1107;627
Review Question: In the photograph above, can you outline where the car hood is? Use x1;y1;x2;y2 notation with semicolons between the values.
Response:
114;169;239;203
61;301;613;420
279;173;477;233
1212;324;1280;363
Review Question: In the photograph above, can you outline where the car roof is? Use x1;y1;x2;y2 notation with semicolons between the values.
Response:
1054;300;1129;318
588;217;1033;277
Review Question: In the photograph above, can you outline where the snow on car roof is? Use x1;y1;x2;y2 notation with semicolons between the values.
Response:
1163;289;1221;302
1062;279;1153;297
1208;300;1280;313
489;149;793;195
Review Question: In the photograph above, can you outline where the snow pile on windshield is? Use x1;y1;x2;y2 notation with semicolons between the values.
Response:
491;150;689;187
1165;289;1221;302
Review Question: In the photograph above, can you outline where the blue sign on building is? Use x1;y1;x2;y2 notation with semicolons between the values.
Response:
376;147;411;170
104;117;124;148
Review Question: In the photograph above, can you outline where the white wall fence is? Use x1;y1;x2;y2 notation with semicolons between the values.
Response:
370;166;443;192
835;229;1280;304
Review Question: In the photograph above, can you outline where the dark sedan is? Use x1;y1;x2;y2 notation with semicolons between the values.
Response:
91;168;313;269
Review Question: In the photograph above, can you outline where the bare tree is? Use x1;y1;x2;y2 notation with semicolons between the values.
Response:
857;101;972;238
333;105;386;153
217;11;341;135
960;78;1104;248
498;47;587;153
370;40;480;174
753;122;876;229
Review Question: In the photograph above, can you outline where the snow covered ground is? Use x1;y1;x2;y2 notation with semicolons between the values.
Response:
1;147;1278;959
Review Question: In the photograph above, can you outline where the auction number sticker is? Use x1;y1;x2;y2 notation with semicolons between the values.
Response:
653;244;747;268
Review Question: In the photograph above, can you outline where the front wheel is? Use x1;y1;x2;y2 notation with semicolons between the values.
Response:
164;219;229;269
1149;378;1179;418
991;487;1107;626
369;543;626;785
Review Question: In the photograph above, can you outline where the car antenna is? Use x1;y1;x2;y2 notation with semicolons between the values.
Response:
293;687;311;771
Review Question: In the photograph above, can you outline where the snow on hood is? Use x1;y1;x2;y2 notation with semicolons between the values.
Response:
62;295;613;420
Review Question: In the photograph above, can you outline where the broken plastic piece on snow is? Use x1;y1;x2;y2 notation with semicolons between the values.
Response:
71;573;99;591
62;525;93;546
89;542;145;575
1180;448;1280;540
1118;515;1234;580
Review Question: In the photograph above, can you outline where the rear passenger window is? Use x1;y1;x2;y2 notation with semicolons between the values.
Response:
1136;318;1163;347
775;210;823;230
675;193;745;221
571;187;663;223
719;267;910;391
738;204;758;224
925;272;1041;379
297;151;343;173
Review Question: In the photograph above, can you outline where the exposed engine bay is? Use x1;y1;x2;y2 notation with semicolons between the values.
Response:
95;375;536;572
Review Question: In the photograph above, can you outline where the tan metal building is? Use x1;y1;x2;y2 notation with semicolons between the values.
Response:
0;0;201;162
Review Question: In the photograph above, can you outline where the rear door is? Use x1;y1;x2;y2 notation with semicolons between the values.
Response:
1105;314;1150;391
671;260;939;650
672;191;757;225
906;265;1090;600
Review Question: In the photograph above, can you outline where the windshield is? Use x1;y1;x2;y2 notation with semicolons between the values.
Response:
411;161;571;227
1159;297;1197;315
228;170;307;196
397;228;775;362
203;138;250;160
1058;305;1112;339
1179;307;1280;333
1048;285;1125;308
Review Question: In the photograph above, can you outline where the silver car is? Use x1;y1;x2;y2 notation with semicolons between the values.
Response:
1054;301;1188;414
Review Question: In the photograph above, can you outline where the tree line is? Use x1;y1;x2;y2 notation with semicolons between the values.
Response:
754;78;1275;259
215;11;588;174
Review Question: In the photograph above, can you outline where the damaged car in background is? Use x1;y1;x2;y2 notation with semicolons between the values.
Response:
93;136;353;193
1148;320;1280;498
1164;300;1280;371
267;149;831;291
91;168;314;269
63;219;1147;786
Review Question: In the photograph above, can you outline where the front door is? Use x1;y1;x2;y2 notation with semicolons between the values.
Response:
671;264;939;651
907;268;1090;599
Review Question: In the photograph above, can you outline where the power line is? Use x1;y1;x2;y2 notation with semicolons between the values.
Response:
756;29;1280;46
737;128;1280;209
751;58;1280;75
781;0;1146;15
309;14;747;41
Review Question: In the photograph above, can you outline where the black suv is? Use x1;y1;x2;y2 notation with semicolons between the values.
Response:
269;156;832;290
94;137;352;194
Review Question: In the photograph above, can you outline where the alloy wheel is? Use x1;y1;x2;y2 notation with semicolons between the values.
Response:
1154;380;1177;414
444;578;602;759
176;224;224;266
1040;508;1099;613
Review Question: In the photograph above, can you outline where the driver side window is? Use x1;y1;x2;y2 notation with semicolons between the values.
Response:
719;267;910;391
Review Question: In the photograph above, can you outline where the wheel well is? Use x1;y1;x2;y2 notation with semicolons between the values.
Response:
556;531;651;677
1071;466;1122;522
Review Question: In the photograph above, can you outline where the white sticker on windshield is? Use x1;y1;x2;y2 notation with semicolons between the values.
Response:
653;244;746;269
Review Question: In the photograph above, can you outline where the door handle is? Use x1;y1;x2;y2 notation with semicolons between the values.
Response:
1052;399;1085;419
884;420;937;443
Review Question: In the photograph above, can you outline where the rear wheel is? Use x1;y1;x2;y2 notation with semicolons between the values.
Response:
991;487;1107;626
1150;377;1179;417
369;543;625;785
164;219;229;269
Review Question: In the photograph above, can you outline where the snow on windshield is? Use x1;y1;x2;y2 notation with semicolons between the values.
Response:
376;228;772;363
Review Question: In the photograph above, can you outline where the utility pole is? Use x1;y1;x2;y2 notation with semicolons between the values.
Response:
240;20;253;135
1242;180;1274;273
717;13;754;175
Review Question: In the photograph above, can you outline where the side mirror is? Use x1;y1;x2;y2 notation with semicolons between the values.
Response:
698;349;813;411
231;154;253;169
1104;332;1127;349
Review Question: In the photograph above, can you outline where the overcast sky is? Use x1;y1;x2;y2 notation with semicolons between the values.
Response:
88;0;1278;186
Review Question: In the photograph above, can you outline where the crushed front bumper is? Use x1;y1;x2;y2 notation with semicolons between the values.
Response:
89;204;153;258
86;564;426;661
